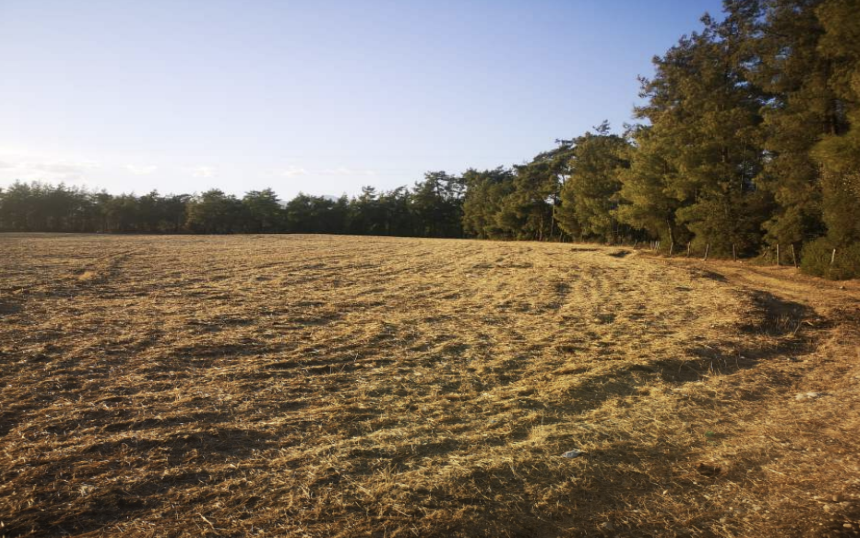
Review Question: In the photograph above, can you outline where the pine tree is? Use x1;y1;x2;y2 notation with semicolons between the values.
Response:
412;172;464;238
243;189;284;233
461;167;515;239
637;11;771;256
751;0;831;252
495;145;571;241
616;125;690;251
556;122;630;243
811;0;860;247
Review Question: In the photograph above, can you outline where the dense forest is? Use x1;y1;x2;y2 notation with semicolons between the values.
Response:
1;0;858;278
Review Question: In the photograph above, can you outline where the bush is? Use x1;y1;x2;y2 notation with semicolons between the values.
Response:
800;238;860;280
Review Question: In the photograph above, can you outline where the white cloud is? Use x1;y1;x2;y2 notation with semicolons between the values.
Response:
188;165;217;178
269;165;376;177
270;165;308;177
125;164;158;175
0;158;100;182
320;167;376;176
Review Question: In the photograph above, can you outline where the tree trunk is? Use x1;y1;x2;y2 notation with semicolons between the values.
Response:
776;243;780;266
703;243;711;261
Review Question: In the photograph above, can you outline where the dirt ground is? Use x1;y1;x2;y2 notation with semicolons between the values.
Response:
0;234;858;537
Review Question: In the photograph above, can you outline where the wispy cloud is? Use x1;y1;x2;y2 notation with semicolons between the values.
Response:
269;165;376;178
187;166;217;178
270;165;308;177
320;167;376;176
125;164;158;175
0;157;100;182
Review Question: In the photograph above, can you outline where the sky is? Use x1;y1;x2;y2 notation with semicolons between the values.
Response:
0;0;724;200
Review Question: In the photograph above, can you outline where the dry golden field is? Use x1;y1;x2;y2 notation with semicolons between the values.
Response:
1;234;859;538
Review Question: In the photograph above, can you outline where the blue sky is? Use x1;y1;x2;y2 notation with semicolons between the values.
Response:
0;0;723;199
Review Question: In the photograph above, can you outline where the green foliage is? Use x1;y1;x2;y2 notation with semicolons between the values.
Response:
495;150;566;241
411;172;464;238
0;181;461;238
284;194;344;234
461;168;515;239
0;181;98;232
753;0;830;247
243;189;284;233
616;126;690;248
185;190;246;234
751;0;860;267
638;12;771;256
811;0;860;248
556;124;630;242
801;237;860;279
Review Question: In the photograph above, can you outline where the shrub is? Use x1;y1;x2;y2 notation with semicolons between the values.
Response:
800;238;860;280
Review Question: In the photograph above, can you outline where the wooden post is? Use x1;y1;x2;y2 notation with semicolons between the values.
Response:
776;243;780;266
791;244;798;268
703;243;710;261
831;248;837;266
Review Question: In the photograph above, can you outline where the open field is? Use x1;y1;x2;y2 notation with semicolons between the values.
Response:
1;234;859;537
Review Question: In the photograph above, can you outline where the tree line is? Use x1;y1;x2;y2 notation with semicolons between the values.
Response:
1;0;858;278
0;175;465;238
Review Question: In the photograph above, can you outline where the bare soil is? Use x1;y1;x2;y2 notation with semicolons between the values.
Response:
1;234;858;537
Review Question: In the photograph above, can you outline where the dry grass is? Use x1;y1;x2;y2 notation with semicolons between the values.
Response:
0;233;859;537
